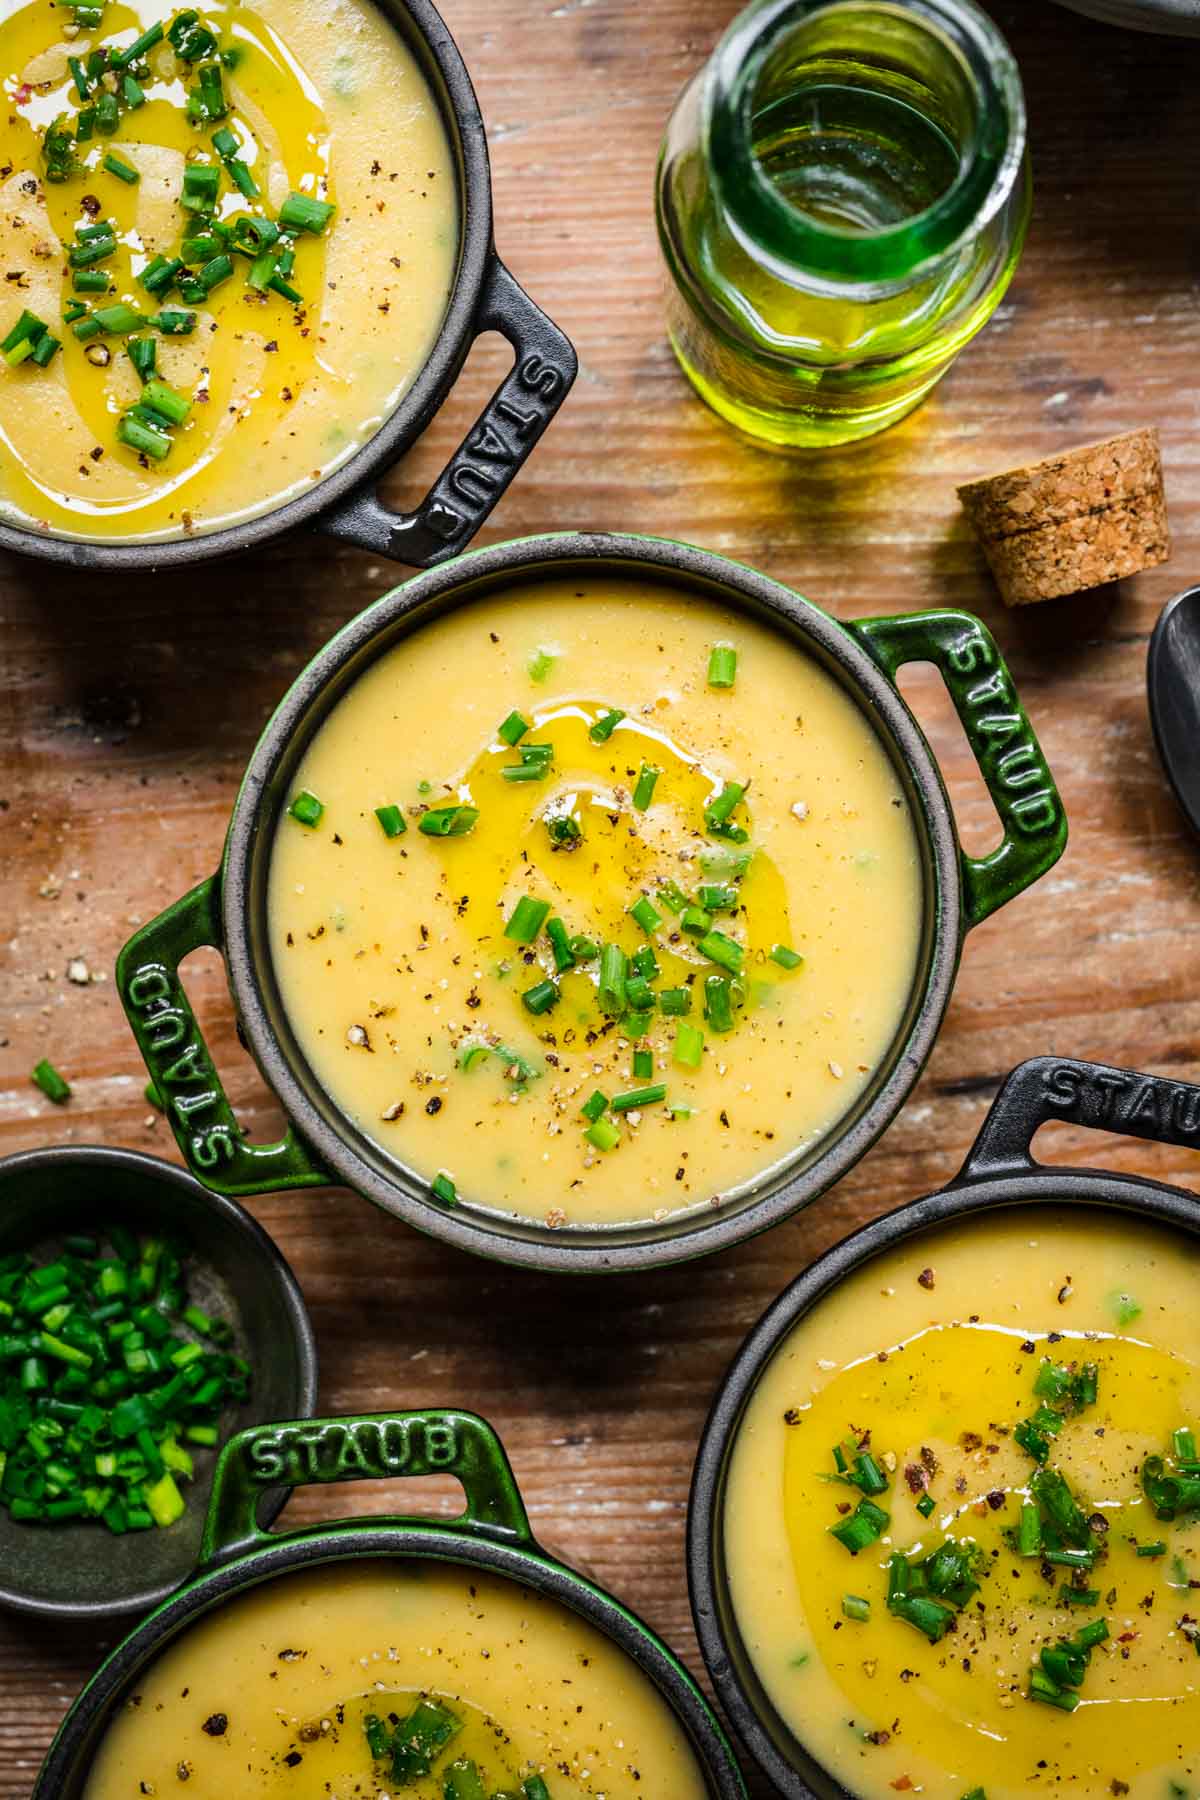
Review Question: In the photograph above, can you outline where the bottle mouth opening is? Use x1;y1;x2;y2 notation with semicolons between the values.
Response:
708;0;1026;283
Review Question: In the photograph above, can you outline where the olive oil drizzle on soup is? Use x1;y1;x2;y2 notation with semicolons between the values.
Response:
0;0;456;541
724;1207;1200;1800
266;577;923;1226
82;1560;711;1799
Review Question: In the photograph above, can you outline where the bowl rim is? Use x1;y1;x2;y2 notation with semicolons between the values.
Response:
0;0;494;570
219;528;966;1271
687;1167;1200;1800
0;1143;319;1620
33;1518;749;1798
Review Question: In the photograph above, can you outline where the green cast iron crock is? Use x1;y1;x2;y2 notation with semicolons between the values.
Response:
33;1406;748;1798
688;1053;1200;1799
0;0;576;574
114;531;1068;1273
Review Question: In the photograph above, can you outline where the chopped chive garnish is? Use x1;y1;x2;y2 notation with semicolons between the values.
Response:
916;1492;935;1519
103;152;139;184
497;710;529;746
181;163;220;210
31;333;61;367
194;253;234;294
502;743;554;782
698;929;744;975
631;945;659;980
611;1084;666;1113
703;975;735;1034
657;879;689;913
94;92;120;135
707;642;737;688
960;1789;986;1800
1;309;49;366
1017;1500;1042;1557
1175;1428;1198;1464
278;191;336;235
632;763;660;811
526;646;555;683
431;1172;457;1207
374;804;406;838
633;1048;654;1080
418;805;478;836
625;975;654;1012
1057;1585;1100;1608
140;378;191;425
598;944;627;1016
1111;1290;1142;1327
624;1007;653;1039
589;708;624;743
1030;1467;1093;1548
117;414;172;460
679;905;711;938
111;21;164;68
68;56;91;100
1137;1541;1167;1557
586;1116;620;1152
187;59;228;123
68;235;116;270
505;896;550;944
32;1060;71;1104
545;918;576;972
122;73;146;108
570;935;598;962
287;790;323;828
522;979;559;1016
697;884;738;912
92;303;144;334
127;337;157;382
770;944;804;970
830;1497;889;1555
547;814;581;848
153;310;197;335
459;1044;492;1072
841;1593;871;1622
658;987;691;1016
1029;1668;1080;1713
581;1091;608;1124
140;255;182;296
673;1021;704;1069
629;896;662;936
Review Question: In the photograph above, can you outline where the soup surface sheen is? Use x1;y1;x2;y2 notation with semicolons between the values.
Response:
266;576;923;1226
0;0;456;541
724;1206;1200;1800
83;1558;711;1798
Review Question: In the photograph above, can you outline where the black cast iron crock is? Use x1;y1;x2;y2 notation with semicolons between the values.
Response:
688;1052;1200;1799
34;1407;748;1798
0;0;576;573
115;531;1067;1273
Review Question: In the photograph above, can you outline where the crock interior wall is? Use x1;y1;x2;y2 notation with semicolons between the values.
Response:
237;553;944;1253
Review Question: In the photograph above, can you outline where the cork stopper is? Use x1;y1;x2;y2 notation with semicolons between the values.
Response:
956;427;1170;606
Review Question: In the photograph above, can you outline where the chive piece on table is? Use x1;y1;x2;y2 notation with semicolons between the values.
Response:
431;1172;457;1208
522;979;559;1016
673;1021;704;1069
287;789;324;829
586;1116;620;1152
498;710;529;746
374;804;406;838
629;896;661;936
505;896;550;944
842;1593;871;1622
103;152;140;184
278;191;336;235
418;805;478;837
632;763;660;811
589;708;624;743
707;642;737;688
32;1060;71;1104
611;1084;666;1114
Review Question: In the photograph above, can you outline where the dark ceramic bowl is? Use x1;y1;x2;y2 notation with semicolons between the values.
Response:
689;1053;1200;1799
0;1145;317;1620
0;0;576;574
115;532;1067;1273
34;1407;748;1798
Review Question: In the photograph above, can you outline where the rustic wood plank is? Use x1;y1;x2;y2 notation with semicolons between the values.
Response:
2;2;1198;1793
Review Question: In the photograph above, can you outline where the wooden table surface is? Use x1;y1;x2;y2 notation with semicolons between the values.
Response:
2;0;1198;1791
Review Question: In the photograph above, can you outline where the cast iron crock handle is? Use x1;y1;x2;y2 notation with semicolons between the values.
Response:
958;1054;1200;1180
200;1409;533;1567
848;609;1067;927
115;876;329;1197
319;256;577;565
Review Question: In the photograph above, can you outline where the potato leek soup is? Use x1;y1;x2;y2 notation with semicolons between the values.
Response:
0;0;456;541
724;1207;1200;1800
83;1559;711;1799
266;578;923;1227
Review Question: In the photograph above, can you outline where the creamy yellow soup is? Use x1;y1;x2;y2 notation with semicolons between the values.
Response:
83;1559;711;1799
266;577;924;1227
0;0;455;541
724;1206;1200;1800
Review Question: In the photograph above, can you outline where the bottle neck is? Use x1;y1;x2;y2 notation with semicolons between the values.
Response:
705;0;1026;291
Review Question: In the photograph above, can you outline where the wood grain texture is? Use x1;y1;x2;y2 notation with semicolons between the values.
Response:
1;1;1197;1792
